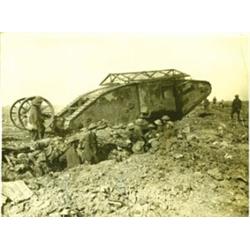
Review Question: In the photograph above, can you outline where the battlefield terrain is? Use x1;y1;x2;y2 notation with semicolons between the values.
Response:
1;101;249;216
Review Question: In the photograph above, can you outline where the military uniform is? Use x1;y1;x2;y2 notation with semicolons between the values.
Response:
83;130;99;164
28;97;45;141
231;95;242;121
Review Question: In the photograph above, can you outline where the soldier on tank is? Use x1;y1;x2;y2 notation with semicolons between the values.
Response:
27;96;45;141
231;94;242;121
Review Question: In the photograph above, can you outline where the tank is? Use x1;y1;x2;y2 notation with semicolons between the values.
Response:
10;69;212;133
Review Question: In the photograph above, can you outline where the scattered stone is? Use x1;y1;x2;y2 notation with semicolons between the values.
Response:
173;153;184;159
220;141;229;148
182;125;191;134
224;153;233;160
207;168;224;181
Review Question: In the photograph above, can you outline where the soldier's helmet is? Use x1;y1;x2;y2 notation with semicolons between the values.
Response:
32;96;43;106
148;123;156;129
161;115;170;122
135;118;148;126
154;119;163;126
128;122;135;130
166;121;174;128
235;94;239;98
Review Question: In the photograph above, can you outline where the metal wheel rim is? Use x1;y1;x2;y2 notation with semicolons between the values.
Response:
9;97;26;129
18;96;55;130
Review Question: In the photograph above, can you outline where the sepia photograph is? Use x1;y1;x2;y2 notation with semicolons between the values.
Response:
1;33;249;217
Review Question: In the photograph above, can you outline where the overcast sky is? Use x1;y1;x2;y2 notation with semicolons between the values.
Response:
1;33;249;107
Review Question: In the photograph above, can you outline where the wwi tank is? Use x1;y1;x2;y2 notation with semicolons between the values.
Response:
9;69;211;133
54;69;211;132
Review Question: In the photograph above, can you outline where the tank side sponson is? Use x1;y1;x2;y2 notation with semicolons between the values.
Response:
65;84;141;130
175;80;212;118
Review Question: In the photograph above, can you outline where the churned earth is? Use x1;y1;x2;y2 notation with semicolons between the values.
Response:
1;102;249;216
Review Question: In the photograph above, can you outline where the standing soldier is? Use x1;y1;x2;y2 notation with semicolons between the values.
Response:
203;98;210;111
231;94;242;121
27;96;45;141
219;99;224;108
212;97;217;105
83;125;99;164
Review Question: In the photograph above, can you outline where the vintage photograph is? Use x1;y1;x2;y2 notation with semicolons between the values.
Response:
1;33;249;216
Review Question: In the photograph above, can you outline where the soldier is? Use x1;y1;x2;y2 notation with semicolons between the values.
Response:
219;99;224;108
83;125;99;164
134;118;148;141
27;96;45;141
212;97;217;105
64;137;81;168
203;98;210;111
231;94;242;121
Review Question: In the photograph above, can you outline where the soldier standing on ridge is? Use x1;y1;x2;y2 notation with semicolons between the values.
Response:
212;97;217;105
203;98;210;111
27;96;45;141
231;94;242;122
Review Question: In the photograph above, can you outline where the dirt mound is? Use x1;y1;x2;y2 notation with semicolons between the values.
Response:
1;103;249;216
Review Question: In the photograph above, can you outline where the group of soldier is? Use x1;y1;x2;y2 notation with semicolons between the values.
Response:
26;94;244;169
203;94;243;122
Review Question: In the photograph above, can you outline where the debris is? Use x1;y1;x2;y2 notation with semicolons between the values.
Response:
173;153;184;160
224;153;233;160
207;168;224;181
2;180;33;203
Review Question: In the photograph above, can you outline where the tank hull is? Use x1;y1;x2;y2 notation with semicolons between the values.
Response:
58;77;211;131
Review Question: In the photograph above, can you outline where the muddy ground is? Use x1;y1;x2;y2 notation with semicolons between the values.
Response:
1;102;249;216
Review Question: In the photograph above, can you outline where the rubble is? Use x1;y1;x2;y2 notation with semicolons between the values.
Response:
2;180;33;203
1;101;249;216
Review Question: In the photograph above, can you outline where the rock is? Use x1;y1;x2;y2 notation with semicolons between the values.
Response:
108;200;124;208
207;168;224;181
182;125;191;134
17;153;27;160
220;141;229;148
88;122;98;130
2;180;33;203
186;133;198;141
177;134;183;140
173;153;184;160
224;153;233;160
232;170;248;183
7;203;25;215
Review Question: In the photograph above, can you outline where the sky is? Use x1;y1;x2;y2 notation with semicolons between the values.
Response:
0;33;249;107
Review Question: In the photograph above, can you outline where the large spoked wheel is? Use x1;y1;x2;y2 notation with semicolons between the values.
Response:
18;96;55;130
9;97;26;129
